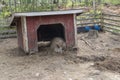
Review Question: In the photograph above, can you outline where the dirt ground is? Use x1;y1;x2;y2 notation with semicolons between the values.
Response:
0;32;120;80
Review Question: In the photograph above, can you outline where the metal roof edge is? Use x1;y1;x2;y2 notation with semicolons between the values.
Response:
13;9;83;17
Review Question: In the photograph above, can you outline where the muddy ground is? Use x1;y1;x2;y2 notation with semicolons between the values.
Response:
0;32;120;80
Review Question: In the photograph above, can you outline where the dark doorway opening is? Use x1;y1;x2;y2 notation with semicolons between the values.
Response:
37;23;65;42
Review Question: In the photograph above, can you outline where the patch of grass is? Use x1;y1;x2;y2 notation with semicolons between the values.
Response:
103;0;120;5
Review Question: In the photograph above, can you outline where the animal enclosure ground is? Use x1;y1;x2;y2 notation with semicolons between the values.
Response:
0;32;120;80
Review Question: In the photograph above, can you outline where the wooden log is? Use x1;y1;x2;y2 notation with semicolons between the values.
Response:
0;30;16;35
0;34;17;39
103;13;120;17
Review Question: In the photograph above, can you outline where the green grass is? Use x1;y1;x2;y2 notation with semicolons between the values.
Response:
103;0;120;5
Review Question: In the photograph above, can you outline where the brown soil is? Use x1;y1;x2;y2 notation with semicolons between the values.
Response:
94;57;120;73
0;32;120;80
